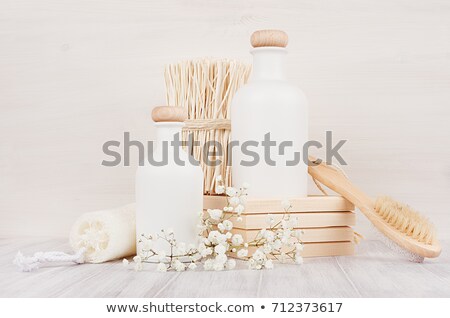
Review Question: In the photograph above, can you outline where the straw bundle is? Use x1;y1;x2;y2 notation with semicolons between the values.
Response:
165;59;251;194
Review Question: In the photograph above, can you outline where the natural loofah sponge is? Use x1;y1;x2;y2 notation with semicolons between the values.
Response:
69;203;136;263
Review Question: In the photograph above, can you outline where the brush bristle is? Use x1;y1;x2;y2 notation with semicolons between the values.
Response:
374;196;436;245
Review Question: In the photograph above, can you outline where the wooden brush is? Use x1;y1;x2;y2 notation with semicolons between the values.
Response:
308;157;441;262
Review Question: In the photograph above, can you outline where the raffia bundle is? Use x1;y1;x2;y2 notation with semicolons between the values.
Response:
165;59;251;194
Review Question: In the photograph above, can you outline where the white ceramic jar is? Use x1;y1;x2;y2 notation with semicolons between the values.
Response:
135;106;203;257
231;30;308;199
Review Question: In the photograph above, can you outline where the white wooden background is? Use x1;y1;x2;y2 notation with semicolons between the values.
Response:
1;0;450;241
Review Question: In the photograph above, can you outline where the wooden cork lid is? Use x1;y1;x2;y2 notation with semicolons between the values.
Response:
251;30;288;48
151;106;187;123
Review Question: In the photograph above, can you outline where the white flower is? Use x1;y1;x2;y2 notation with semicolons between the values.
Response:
204;259;214;270
213;261;224;271
252;249;265;261
156;262;167;272
175;242;186;255
226;259;236;270
122;259;129;267
231;234;244;246
216;185;225;194
198;244;213;257
226;187;238;197
223;206;233;212
218;223;225;232
215;254;228;264
265;259;274;269
237;249;248;258
234;204;245;214
244;243;249;248
295;243;304;252
207;209;223;221
216;175;223;182
240;196;247;205
266;214;275;225
141;240;153;250
188;263;197;270
272;239;282;250
295;255;304;264
134;262;143;271
242;182;250;189
173;260;186;272
208;230;227;244
133;255;142;263
263;231;275;242
229;196;240;206
237;217;243;222
281;199;291;211
223;220;233;231
225;232;232;239
215;244;227;255
263;244;272;254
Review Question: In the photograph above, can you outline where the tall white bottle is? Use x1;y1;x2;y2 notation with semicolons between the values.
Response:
136;106;203;257
231;30;308;199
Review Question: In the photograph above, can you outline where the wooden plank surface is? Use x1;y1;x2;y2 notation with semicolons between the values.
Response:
1;237;449;297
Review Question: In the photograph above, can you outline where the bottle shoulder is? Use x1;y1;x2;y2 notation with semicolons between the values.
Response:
232;81;308;108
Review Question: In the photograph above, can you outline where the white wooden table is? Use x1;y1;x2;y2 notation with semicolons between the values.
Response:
1;238;448;297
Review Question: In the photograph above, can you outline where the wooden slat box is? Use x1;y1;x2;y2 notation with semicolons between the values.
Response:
204;195;354;214
229;241;355;259
230;226;354;243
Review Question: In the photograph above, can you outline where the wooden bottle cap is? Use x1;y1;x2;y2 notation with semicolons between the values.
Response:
151;106;187;123
251;30;288;48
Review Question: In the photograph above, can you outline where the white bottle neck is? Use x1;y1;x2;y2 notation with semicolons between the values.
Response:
250;47;287;81
154;122;184;154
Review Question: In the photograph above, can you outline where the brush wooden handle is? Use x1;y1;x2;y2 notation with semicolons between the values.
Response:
307;157;441;258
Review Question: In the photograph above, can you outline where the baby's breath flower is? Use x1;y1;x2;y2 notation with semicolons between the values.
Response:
122;258;129;267
216;175;223;182
156;262;167;272
281;199;292;211
133;255;142;263
266;214;275;225
265;259;274;269
213;261;224;271
237;249;248;258
216;185;225;194
218;223;225;232
188;263;197;270
134;261;143;271
231;234;244;246
295;255;304;264
234;204;245;214
226;187;238;197
242;182;250;189
222;220;233;231
214;244;227;255
204;259;214;271
226;259;236;270
229;196;240;206
207;209;223;221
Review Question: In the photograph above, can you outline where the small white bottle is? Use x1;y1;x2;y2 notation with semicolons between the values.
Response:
135;106;203;257
231;30;308;199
